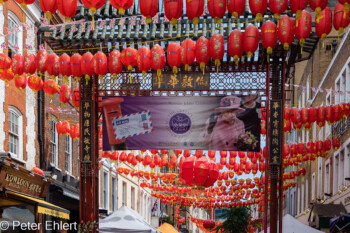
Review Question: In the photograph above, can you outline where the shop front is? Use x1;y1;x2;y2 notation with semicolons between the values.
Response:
0;153;71;232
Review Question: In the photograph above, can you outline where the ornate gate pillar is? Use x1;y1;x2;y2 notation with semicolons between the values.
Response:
79;76;99;231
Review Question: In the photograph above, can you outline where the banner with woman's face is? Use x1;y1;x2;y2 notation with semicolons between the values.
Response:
102;95;261;152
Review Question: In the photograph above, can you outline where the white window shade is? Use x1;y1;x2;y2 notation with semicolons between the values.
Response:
8;106;23;160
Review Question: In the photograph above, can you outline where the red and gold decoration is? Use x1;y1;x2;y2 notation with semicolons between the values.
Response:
207;0;227;24
249;0;268;22
167;42;182;75
181;38;196;72
186;0;204;25
151;44;165;77
164;0;183;26
40;0;58;20
137;46;152;76
261;21;277;60
109;0;134;15
140;0;158;24
209;33;225;71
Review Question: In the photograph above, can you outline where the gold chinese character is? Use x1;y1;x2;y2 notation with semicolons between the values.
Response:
84;154;91;161
84;102;90;110
84;128;91;136
273;101;280;110
84;111;91;118
84;145;90;153
273;120;279;128
273;111;279;118
168;75;179;88
84;119;90;127
84;137;90;145
272;129;279;137
196;76;208;86
156;76;164;89
181;75;193;88
273;148;279;154
272;138;279;145
272;155;278;163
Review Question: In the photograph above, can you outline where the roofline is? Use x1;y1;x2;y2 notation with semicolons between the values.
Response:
310;29;350;104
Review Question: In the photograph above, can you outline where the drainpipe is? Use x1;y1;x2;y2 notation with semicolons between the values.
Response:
36;26;45;171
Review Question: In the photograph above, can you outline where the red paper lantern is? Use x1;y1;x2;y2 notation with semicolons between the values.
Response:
325;105;334;124
15;74;27;91
323;139;331;152
81;0;105;15
121;47;138;71
61;121;71;135
290;0;308;21
333;105;342;122
47;54;60;78
228;0;245;20
228;30;243;65
243;25;259;58
249;0;268;22
308;107;316;124
334;3;350;35
32;167;44;176
59;84;71;104
140;0;158;24
0;68;14;83
59;53;71;82
0;54;12;72
208;0;227;24
81;52;94;81
72;87;79;108
283;144;290;157
24;54;36;75
297;142;305;155
295;10;312;50
137;46;152;75
58;0;77;22
40;0;58;20
316;7;332;42
43;79;59;97
209;33;225;70
195;36;210;73
181;39;196;71
261;21;277;58
332;137;340;150
309;0;328;16
180;156;219;187
203;220;216;229
269;0;288;19
15;0;35;9
151;44;165;77
164;0;183;26
108;50;123;78
167;42;182;75
284;107;292;120
94;51;107;80
11;54;25;77
27;75;43;92
35;50;48;74
300;108;309;124
284;119;292;133
109;0;134;15
186;0;204;25
279;16;295;50
70;53;82;80
317;106;326;127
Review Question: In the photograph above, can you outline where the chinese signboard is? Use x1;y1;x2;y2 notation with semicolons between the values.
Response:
152;72;210;90
269;100;283;165
81;100;92;162
102;95;261;151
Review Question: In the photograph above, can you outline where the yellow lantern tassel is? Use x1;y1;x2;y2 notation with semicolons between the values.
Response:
172;66;178;74
200;62;205;75
98;75;103;81
129;73;132;83
185;64;189;71
85;75;90;85
63;75;69;83
119;7;125;15
92;15;95;30
90;7;96;30
193;17;199;25
215;59;220;73
234;55;239;65
157;69;162;77
45;12;52;20
128;65;133;71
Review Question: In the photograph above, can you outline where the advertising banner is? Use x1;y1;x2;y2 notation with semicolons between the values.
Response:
102;95;261;151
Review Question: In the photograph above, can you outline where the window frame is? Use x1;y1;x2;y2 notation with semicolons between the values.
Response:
50;119;59;167
65;134;72;174
102;171;108;209
111;176;117;211
7;11;23;53
8;106;23;160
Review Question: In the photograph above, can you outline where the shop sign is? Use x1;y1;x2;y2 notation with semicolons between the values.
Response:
152;73;210;90
81;100;92;162
0;168;46;197
269;100;283;165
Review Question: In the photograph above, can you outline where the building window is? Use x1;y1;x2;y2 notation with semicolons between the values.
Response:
305;180;309;210
103;172;108;209
65;135;72;174
339;150;345;189
112;177;116;211
122;182;127;206
131;187;135;210
50;120;58;167
317;157;323;199
334;154;339;194
312;173;315;201
325;159;331;197
8;111;19;156
7;11;23;54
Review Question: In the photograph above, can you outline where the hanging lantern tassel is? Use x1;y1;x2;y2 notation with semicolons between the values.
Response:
232;12;239;23
344;3;350;18
200;62;205;75
85;74;90;85
157;69;162;77
233;55;239;66
321;33;327;48
98;75;103;81
46;12;52;20
299;39;305;55
215;59;220;73
267;47;272;63
63;75;69;83
172;66;178;75
171;18;177;27
256;13;263;23
90;8;96;30
185;64;189;72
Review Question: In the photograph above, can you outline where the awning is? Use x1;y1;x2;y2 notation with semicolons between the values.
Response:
6;191;70;220
157;223;179;233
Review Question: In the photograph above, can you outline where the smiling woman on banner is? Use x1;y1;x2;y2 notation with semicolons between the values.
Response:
202;96;246;151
